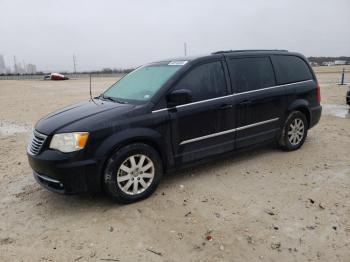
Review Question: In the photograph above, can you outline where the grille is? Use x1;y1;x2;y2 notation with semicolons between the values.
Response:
28;130;47;155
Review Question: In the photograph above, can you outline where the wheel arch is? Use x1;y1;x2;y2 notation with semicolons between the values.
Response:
286;99;311;128
94;128;168;191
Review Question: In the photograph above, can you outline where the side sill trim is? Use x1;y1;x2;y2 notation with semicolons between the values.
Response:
179;118;279;145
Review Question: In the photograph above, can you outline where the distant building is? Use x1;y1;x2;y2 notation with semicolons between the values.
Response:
15;62;26;74
26;63;37;74
322;61;335;66
334;60;346;65
0;55;6;74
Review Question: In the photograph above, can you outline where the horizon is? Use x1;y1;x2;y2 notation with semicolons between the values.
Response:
1;53;350;74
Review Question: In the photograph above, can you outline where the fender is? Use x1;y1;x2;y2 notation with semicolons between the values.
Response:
94;127;169;165
287;99;309;111
286;99;311;124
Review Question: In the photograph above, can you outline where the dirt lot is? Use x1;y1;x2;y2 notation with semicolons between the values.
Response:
313;65;350;85
0;72;349;261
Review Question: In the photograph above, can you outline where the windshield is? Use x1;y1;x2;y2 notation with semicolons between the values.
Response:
103;64;182;103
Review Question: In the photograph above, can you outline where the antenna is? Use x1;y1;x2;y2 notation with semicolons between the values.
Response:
184;42;187;56
89;73;92;99
89;73;98;105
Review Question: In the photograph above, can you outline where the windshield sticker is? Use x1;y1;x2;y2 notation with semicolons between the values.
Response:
168;61;188;66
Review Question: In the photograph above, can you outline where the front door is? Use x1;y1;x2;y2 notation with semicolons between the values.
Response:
169;60;234;164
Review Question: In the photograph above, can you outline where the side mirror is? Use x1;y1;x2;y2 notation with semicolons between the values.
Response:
167;89;192;107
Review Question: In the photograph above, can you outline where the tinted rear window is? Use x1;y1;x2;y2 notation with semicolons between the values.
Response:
274;55;313;84
227;57;275;93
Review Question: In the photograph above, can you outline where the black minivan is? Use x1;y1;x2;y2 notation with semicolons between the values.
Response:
27;50;322;203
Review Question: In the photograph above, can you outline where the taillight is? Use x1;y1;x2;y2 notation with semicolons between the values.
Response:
316;83;321;103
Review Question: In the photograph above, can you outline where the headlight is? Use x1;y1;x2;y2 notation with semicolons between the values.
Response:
49;132;89;153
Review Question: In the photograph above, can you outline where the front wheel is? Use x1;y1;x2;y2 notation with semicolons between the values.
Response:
278;111;308;151
103;143;163;203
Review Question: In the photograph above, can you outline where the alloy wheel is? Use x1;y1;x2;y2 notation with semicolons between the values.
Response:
116;154;155;195
287;118;305;146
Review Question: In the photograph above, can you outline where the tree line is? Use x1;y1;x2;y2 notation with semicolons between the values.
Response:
308;56;350;64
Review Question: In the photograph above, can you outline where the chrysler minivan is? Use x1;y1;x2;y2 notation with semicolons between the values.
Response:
27;50;322;203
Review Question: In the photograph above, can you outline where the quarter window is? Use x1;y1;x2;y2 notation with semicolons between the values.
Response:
227;57;276;93
173;61;226;102
273;55;313;84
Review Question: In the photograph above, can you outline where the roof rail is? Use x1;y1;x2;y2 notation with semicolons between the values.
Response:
212;49;288;55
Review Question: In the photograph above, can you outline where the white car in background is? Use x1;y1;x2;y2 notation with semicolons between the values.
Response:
44;73;69;80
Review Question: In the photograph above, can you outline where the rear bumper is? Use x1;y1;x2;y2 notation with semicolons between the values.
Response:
309;105;322;128
27;149;103;194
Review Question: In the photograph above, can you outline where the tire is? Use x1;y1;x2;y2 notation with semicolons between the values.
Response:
103;143;163;203
346;91;350;106
278;111;308;151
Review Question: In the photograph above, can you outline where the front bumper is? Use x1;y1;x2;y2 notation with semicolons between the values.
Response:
34;172;65;193
27;149;102;194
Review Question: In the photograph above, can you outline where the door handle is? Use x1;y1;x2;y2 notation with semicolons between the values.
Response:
239;100;252;106
219;103;233;110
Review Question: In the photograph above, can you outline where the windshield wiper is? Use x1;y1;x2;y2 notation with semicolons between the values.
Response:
99;94;128;104
113;98;128;104
99;94;115;102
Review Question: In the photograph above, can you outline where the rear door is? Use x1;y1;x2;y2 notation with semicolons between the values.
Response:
271;54;316;110
226;56;285;148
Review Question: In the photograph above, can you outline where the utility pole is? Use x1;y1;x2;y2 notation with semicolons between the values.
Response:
184;42;187;57
13;56;17;74
73;54;77;74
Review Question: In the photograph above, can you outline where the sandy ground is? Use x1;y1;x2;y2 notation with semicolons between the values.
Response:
0;73;350;261
313;65;350;85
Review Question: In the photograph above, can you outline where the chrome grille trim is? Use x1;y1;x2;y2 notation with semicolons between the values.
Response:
28;130;47;155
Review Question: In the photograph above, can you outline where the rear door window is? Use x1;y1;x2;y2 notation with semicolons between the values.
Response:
273;55;313;84
227;57;275;93
173;61;227;102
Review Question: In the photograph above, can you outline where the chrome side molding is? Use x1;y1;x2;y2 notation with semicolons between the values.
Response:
152;79;313;113
179;118;279;145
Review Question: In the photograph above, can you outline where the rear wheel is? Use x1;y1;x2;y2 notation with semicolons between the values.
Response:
103;143;163;203
278;111;308;151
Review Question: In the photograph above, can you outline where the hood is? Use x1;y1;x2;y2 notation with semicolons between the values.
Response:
35;99;135;135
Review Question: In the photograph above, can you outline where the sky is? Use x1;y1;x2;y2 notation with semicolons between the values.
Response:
1;0;349;72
